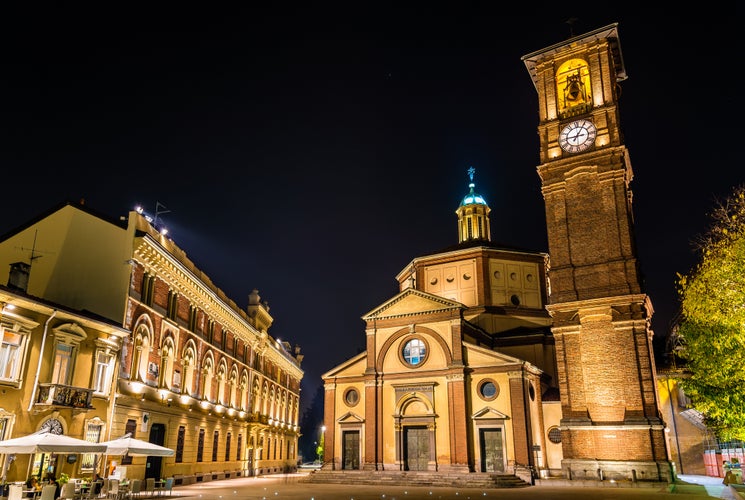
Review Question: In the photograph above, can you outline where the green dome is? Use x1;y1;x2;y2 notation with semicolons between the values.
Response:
460;182;488;207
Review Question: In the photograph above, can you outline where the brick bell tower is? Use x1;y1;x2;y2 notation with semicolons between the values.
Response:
521;24;673;482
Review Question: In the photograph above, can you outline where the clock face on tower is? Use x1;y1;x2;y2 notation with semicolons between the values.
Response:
559;119;597;153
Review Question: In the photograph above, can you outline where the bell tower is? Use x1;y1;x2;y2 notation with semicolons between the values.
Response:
521;24;672;482
456;167;491;243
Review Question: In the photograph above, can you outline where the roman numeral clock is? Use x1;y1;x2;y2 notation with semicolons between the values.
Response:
521;24;673;482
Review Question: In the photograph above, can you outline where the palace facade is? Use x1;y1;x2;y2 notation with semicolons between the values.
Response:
0;202;303;484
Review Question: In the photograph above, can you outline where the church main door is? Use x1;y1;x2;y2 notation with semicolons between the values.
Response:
342;430;360;470
404;426;429;471
479;428;504;472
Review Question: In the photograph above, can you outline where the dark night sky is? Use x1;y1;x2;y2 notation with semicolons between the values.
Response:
2;6;743;409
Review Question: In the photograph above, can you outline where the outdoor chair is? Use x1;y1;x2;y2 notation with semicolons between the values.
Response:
106;480;119;500
143;479;154;498
39;486;56;500
8;484;23;500
161;478;173;497
89;481;103;499
127;480;141;500
59;483;76;500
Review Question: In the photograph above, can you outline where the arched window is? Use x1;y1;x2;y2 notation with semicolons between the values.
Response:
217;360;227;405
252;379;261;413
282;390;288;424
201;355;214;402
261;382;269;415
269;385;275;419
181;343;197;396
240;371;249;411
160;335;175;389
131;323;151;382
229;367;238;409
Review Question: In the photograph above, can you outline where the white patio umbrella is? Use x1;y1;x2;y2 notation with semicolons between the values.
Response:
0;431;107;481
99;434;174;456
0;431;107;454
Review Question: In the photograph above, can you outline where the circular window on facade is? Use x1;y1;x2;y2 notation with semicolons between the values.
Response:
548;426;562;444
401;337;428;367
344;388;360;407
510;294;520;306
478;379;499;401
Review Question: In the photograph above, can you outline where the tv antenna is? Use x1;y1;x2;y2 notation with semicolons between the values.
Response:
15;229;54;264
153;202;171;227
565;17;579;38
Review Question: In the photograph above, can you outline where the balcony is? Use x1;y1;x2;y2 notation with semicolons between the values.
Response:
245;413;270;424
35;383;95;410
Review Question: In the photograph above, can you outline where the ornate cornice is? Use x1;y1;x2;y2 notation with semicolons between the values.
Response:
133;233;301;378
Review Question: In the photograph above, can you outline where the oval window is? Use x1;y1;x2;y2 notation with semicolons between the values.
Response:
479;380;499;401
401;338;428;367
344;388;359;407
548;426;562;444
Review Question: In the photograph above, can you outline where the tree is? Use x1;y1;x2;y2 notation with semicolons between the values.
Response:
298;383;324;462
676;184;745;441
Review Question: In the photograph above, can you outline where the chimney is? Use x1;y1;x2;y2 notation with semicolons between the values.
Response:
7;262;30;292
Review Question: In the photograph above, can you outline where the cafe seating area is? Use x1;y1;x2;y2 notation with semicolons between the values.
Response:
12;477;175;500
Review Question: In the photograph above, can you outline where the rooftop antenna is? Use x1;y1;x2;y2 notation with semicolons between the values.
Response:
16;229;53;264
153;202;171;227
566;17;578;38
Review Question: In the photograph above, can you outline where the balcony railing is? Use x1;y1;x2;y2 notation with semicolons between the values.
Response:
36;383;95;409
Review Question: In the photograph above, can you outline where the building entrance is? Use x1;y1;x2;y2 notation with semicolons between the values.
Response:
145;424;166;479
342;430;359;470
479;428;504;472
404;426;429;471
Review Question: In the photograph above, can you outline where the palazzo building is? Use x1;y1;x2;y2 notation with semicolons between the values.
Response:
0;202;303;483
320;23;676;484
0;285;128;483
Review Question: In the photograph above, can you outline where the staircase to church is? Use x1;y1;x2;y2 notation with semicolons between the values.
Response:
299;470;532;489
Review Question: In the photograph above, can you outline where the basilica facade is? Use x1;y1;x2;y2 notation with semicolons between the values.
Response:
320;23;677;484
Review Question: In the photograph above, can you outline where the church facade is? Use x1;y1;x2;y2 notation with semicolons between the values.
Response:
321;23;676;483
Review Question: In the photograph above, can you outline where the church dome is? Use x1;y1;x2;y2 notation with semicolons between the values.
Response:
459;167;489;207
459;183;488;207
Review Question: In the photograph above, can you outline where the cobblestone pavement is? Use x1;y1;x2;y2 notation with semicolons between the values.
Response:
162;472;740;500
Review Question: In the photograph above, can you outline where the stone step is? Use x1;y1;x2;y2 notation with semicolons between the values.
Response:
299;470;531;488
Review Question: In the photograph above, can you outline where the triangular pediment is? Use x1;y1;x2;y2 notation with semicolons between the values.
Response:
337;411;364;424
362;288;464;321
322;351;366;379
472;407;510;420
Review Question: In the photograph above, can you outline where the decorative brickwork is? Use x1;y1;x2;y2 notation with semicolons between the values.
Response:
525;24;673;481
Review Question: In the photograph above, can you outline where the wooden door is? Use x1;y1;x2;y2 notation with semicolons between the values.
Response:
342;430;360;470
404;426;429;471
479;428;504;472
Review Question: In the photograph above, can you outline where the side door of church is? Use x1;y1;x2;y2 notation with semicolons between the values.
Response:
342;430;360;470
404;426;429;471
479;428;504;472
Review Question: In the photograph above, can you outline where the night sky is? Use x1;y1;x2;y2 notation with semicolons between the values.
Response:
2;6;743;410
